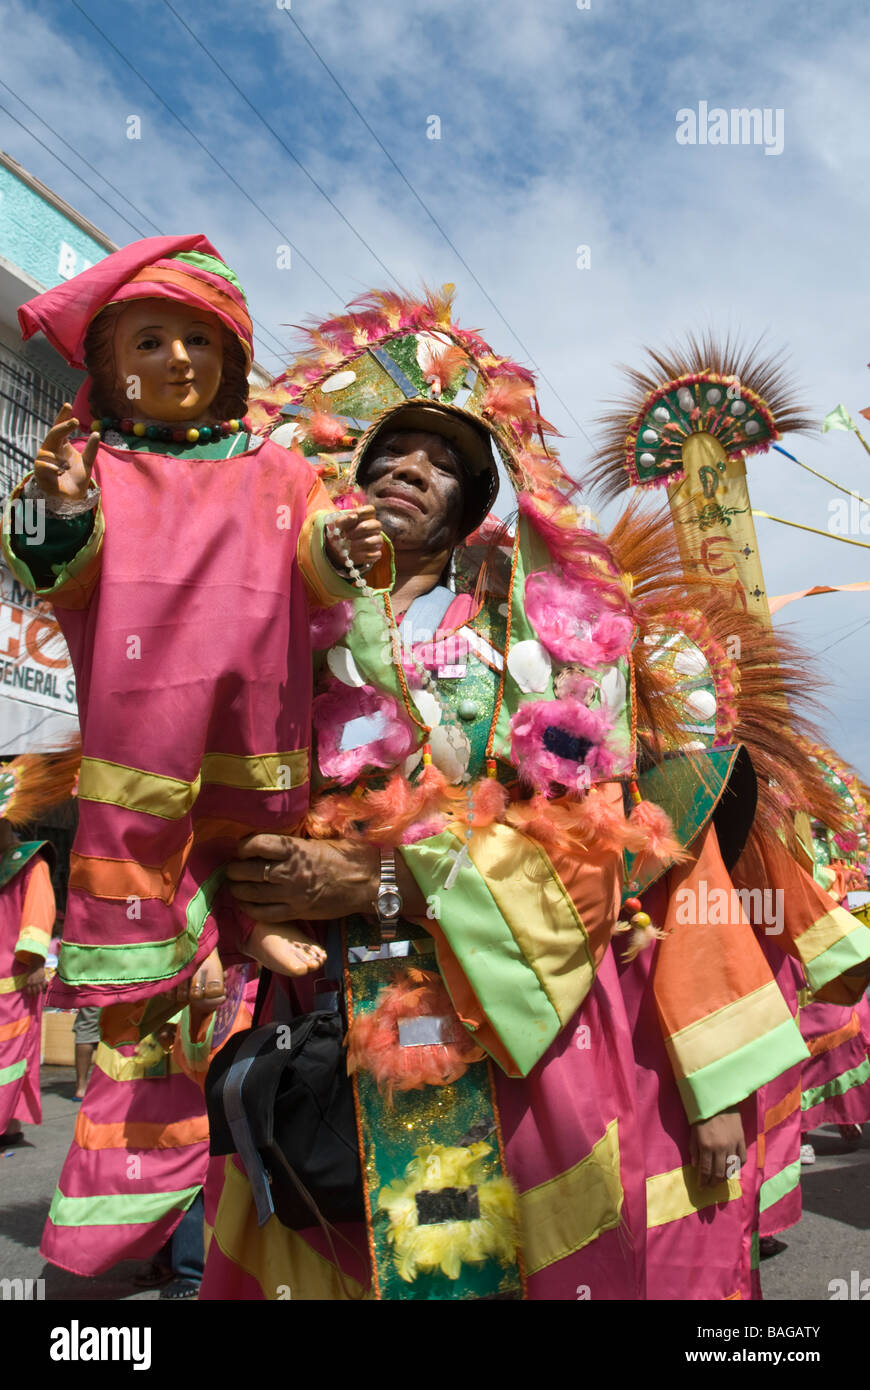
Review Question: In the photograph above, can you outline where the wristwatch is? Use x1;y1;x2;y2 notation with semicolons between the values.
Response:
375;848;403;940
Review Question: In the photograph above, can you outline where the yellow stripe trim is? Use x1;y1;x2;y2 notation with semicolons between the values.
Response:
210;1155;370;1300
646;1163;742;1229
798;905;863;965
94;1042;184;1083
460;822;595;1028
0;973;27;995
519;1119;623;1276
200;750;309;791
78;749;310;820
665;978;794;1080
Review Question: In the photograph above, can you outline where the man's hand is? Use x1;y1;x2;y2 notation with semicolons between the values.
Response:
227;834;380;921
33;403;99;502
690;1109;747;1187
324;505;384;576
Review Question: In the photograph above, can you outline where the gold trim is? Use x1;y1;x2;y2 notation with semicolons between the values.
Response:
200;750;309;791
0;973;27;995
798;906;863;965
77;749;310;820
665;979;793;1079
519;1119;623;1276
646;1163;742;1229
210;1156;369;1300
459;822;595;1027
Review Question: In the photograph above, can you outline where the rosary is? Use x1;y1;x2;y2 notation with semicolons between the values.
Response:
325;515;476;889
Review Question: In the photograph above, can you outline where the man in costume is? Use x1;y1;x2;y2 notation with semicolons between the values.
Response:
188;288;870;1300
1;235;383;1030
0;751;76;1144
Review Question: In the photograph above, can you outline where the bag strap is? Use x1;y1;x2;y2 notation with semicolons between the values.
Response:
221;1027;281;1227
251;965;272;1028
268;1143;370;1301
313;922;344;1015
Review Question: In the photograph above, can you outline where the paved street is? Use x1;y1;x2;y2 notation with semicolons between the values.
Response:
0;1067;157;1302
1;1065;868;1302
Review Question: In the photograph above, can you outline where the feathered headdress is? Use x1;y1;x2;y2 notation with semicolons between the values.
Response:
587;334;813;503
248;284;568;501
0;740;81;827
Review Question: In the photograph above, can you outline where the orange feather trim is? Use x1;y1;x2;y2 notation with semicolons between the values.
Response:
346;968;484;1103
1;738;81;827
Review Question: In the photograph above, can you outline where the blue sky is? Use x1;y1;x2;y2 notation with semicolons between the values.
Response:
2;0;869;775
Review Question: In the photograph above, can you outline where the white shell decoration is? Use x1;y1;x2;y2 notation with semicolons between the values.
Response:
413;689;443;728
403;749;423;778
685;689;717;721
642;428;658;444
599;666;627;713
429;722;471;782
507;639;552;693
639;452;656;466
673;647;707;677
744;419;760;435
706;388;722;404
270;421;304;449
415;330;454;367
321;370;357;393
327;646;365;687
653;406;670;423
730;400;747;415
678;389;695;410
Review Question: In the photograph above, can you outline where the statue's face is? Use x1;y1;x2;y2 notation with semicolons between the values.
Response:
362;430;465;554
111;299;224;421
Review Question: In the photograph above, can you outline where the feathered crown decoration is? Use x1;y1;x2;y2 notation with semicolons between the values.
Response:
587;334;813;502
0;741;80;827
248;284;571;500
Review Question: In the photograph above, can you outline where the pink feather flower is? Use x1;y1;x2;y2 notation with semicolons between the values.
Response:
524;570;633;666
510;698;615;796
314;680;415;785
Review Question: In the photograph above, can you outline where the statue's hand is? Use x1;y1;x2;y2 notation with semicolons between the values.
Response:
33;403;99;502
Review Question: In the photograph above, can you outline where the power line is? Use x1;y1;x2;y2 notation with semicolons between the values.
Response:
816;616;870;659
160;0;401;289
280;7;595;447
0;74;161;237
0;83;287;365
68;0;343;313
0;98;147;239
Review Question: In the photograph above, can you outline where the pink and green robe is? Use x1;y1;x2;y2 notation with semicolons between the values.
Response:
0;842;54;1135
2;431;350;1017
40;967;256;1276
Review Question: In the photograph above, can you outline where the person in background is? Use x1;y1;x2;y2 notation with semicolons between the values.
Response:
0;751;76;1144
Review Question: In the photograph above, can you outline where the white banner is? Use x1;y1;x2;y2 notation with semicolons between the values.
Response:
0;558;79;752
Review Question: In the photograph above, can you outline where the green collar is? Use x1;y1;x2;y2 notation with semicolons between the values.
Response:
0;840;47;889
102;432;256;461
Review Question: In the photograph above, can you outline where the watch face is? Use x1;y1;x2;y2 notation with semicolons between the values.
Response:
378;889;402;919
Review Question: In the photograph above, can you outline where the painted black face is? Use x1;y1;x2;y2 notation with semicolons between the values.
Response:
361;430;466;554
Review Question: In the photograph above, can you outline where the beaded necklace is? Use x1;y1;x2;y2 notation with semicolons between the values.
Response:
92;415;249;445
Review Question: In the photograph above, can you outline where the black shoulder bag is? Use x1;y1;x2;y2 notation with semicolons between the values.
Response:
205;925;364;1238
